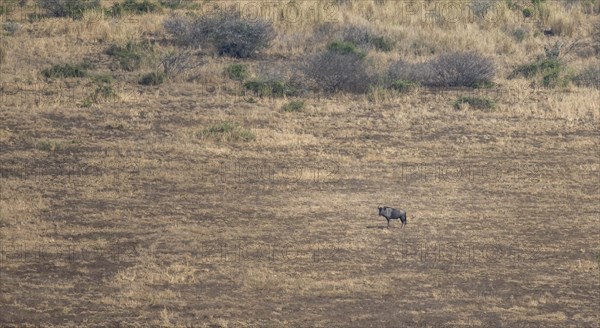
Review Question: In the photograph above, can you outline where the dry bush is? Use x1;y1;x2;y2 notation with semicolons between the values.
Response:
164;12;275;58
303;50;373;94
425;52;495;87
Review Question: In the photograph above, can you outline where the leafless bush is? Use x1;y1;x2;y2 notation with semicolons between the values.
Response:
303;50;373;94
164;12;276;58
425;52;495;87
159;49;204;79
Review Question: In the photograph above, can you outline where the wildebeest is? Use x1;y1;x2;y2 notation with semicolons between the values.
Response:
378;206;407;228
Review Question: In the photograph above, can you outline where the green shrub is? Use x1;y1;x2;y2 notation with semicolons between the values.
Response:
105;42;151;71
158;0;198;9
39;0;101;19
139;71;165;85
327;40;365;58
198;121;255;142
109;0;158;16
164;12;275;58
82;74;118;107
511;58;567;87
522;8;533;17
41;62;89;78
282;100;305;112
453;96;496;111
225;64;248;81
243;80;296;98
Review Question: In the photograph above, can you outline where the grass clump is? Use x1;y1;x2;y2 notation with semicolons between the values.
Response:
41;62;90;78
453;96;496;111
225;64;248;81
105;42;151;71
282;100;305;112
138;71;165;85
109;0;159;16
198;121;255;142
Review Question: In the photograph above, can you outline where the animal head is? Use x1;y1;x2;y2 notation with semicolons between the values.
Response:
378;206;387;216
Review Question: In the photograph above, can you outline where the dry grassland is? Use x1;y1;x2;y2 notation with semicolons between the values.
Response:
0;0;599;327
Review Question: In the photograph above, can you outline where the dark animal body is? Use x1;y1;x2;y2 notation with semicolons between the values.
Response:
378;207;407;228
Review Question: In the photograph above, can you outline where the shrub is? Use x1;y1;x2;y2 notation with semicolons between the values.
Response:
303;50;372;94
572;65;600;88
282;100;305;112
82;74;118;107
340;25;394;52
164;12;275;58
39;0;101;19
425;52;495;87
522;7;533;17
158;0;198;9
453;96;496;111
511;58;567;87
225;63;248;81
160;49;203;78
0;46;5;65
109;0;158;17
106;42;151;71
139;71;165;85
243;80;296;98
327;40;366;58
41;62;89;78
198;121;255;142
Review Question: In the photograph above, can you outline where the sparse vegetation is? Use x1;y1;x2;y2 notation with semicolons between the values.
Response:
164;12;275;58
511;58;570;87
198;121;255;142
82;74;118;107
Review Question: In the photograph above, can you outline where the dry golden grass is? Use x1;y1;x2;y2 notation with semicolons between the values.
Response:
1;0;599;327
